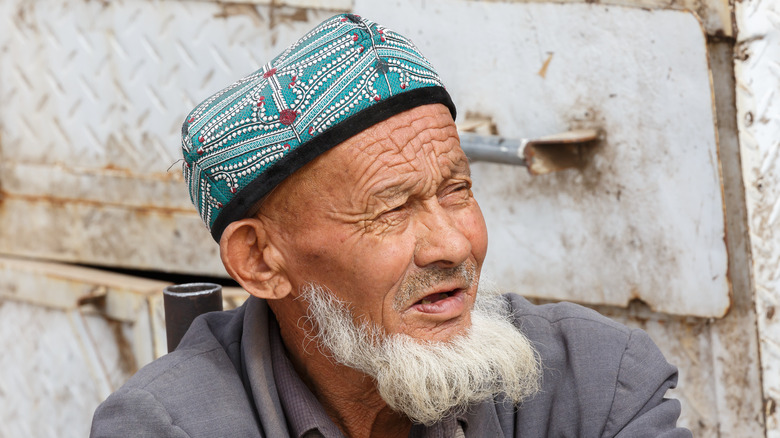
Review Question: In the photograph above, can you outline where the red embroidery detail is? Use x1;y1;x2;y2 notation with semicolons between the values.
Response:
283;143;290;151
263;68;277;78
279;109;297;125
217;202;223;208
353;34;359;41
197;149;203;155
188;117;195;123
198;136;204;143
308;126;314;135
400;83;407;89
341;17;348;22
230;187;236;194
374;95;381;101
358;45;364;53
289;81;295;88
292;75;297;81
380;36;386;42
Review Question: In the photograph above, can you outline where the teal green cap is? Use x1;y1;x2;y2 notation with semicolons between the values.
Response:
182;13;456;241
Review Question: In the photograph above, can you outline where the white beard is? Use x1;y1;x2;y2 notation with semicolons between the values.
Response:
299;279;541;425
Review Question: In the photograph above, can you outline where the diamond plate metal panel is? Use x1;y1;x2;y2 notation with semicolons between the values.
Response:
0;0;338;275
0;301;131;438
0;255;177;437
734;0;780;434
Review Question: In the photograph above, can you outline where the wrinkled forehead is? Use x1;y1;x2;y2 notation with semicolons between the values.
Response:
319;103;465;177
262;104;466;214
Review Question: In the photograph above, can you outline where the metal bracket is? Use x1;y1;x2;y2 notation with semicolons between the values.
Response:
460;129;600;175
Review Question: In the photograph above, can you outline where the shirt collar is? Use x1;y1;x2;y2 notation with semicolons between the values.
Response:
268;314;345;438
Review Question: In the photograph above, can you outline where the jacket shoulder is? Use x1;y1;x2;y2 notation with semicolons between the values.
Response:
499;293;689;437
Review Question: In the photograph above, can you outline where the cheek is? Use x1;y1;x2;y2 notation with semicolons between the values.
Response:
463;202;489;265
357;236;415;288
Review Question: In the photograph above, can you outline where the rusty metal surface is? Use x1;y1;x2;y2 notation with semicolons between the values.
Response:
0;256;177;436
229;0;734;37
0;0;729;314
734;0;780;435
0;0;764;436
707;38;767;436
0;300;132;438
362;0;729;317
0;0;337;276
480;0;732;37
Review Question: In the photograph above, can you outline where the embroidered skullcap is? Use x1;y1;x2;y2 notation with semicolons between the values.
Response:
181;13;456;241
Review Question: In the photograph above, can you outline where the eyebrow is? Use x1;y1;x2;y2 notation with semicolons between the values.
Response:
369;158;472;205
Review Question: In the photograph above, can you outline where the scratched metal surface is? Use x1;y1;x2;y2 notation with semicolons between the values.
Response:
0;0;729;316
361;0;728;317
0;0;338;276
0;255;177;438
735;0;780;434
0;0;765;436
0;300;129;438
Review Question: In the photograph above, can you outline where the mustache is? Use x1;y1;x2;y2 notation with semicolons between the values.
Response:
392;261;477;311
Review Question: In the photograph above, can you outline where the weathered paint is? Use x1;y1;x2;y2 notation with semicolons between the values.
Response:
0;300;130;438
0;0;730;315
0;0;338;276
362;0;729;316
734;0;780;434
0;0;769;437
217;0;734;37
470;0;733;37
0;256;171;438
0;196;224;275
0;256;247;437
707;39;767;437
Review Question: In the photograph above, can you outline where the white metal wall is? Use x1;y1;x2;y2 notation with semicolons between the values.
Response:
0;0;774;436
735;0;780;434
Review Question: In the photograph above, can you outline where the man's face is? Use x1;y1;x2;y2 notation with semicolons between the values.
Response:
263;103;488;342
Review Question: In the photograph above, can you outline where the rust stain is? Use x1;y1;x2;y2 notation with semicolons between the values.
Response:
267;2;309;39
0;191;196;216
766;305;775;321
214;3;263;27
108;318;138;376
460;112;498;135
537;52;554;79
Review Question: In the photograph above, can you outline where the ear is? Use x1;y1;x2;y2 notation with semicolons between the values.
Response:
219;218;292;300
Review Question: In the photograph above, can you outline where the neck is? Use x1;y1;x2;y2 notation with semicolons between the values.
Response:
269;299;412;438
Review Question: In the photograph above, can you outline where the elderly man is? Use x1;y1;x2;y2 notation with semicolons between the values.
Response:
91;14;690;437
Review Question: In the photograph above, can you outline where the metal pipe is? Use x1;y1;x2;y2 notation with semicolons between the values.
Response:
459;129;600;174
163;283;223;352
459;132;528;166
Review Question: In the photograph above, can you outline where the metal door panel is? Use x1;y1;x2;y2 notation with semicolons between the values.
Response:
361;1;729;317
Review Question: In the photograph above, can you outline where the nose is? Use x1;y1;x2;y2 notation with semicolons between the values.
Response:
413;200;472;269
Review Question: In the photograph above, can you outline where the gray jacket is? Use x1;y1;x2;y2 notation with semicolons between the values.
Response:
90;294;691;437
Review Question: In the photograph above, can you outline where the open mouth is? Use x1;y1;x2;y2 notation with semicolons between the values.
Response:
409;289;467;316
416;290;458;305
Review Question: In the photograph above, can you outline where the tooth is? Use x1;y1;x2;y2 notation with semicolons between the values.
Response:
421;299;431;305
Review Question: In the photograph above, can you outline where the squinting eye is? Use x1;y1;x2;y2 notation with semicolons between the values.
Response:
448;182;470;194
